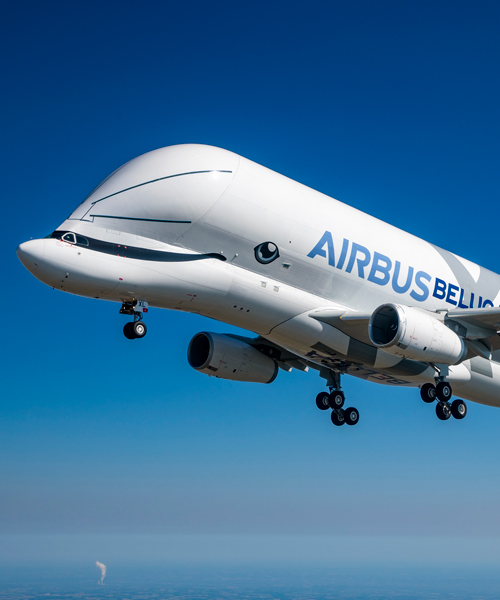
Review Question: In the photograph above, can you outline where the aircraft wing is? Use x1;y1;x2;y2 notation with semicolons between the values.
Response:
311;306;500;359
313;306;500;335
447;307;500;331
309;308;372;345
447;307;500;357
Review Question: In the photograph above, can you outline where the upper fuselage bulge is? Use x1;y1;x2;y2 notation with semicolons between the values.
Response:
17;144;500;406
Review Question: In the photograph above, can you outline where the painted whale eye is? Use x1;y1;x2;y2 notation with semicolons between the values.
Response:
254;241;279;264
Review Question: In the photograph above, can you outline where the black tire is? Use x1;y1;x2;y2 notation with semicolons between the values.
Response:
420;383;436;403
436;381;452;402
331;409;345;426
436;402;452;421
123;322;136;339
133;321;147;338
451;399;467;420
344;407;359;426
316;392;330;411
328;390;345;409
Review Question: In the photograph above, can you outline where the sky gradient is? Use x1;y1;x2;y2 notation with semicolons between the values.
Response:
2;0;500;565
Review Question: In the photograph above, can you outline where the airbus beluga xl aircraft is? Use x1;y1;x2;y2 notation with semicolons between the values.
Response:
17;145;500;427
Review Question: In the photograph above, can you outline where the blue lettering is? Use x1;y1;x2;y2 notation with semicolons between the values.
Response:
433;278;447;300
306;234;450;306
410;271;431;302
345;243;371;278
483;299;494;307
392;261;414;294
368;252;392;286
458;288;468;309
478;296;483;308
470;292;475;308
307;231;335;266
336;238;349;270
446;283;459;306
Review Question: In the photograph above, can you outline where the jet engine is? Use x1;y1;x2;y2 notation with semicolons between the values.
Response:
187;332;279;383
368;303;467;365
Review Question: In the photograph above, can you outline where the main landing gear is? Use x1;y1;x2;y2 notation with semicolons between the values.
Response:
120;301;149;340
315;369;359;427
420;373;467;421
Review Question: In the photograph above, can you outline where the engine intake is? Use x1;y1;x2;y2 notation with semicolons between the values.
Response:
369;303;467;365
187;332;279;383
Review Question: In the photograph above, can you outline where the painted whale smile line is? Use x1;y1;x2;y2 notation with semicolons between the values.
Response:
49;231;226;263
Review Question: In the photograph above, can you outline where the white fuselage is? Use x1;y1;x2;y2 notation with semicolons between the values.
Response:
17;144;500;408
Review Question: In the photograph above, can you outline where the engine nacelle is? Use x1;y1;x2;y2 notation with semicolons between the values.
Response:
368;303;467;365
187;332;279;383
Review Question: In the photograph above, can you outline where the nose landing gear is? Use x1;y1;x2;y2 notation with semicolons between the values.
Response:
123;320;148;340
316;368;359;428
120;301;149;340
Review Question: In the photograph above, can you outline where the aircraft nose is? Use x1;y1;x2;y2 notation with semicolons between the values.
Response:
16;239;46;273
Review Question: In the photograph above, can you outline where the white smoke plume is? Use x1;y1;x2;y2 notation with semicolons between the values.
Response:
96;561;106;585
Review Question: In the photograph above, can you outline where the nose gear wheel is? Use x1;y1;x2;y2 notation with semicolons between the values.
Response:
121;301;148;339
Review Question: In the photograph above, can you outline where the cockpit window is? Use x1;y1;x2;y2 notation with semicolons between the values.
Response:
62;233;76;244
75;234;89;246
50;231;89;246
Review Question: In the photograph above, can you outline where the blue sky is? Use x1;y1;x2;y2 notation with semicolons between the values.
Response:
2;0;500;565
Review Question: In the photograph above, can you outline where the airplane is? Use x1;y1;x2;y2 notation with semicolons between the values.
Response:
17;144;500;427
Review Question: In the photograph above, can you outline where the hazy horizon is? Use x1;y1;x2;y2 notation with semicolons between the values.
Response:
2;533;500;566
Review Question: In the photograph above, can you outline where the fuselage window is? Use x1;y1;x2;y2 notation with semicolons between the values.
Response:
62;233;76;244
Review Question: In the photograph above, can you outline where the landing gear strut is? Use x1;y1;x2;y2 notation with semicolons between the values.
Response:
419;364;467;421
120;300;149;339
316;368;359;427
